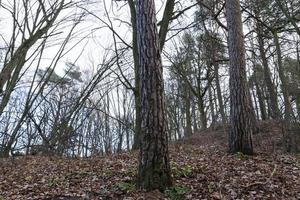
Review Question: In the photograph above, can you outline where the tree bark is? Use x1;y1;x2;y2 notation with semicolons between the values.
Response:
136;0;172;191
226;0;254;155
130;0;175;150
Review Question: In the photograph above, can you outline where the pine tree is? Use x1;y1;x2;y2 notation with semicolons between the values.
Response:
136;0;172;191
226;0;254;155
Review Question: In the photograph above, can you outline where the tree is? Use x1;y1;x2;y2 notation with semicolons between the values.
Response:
0;0;67;117
226;0;254;155
136;0;172;191
129;0;176;150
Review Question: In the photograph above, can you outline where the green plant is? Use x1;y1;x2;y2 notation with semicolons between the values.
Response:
165;186;190;200
116;182;135;193
235;152;248;160
172;165;193;178
208;182;214;193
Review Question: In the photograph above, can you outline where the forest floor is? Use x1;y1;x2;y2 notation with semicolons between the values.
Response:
0;121;299;200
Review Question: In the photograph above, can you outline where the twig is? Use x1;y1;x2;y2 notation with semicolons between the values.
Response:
243;164;277;188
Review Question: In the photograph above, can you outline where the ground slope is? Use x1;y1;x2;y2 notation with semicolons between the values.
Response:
0;121;299;199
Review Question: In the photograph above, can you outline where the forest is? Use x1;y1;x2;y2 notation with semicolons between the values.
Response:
0;0;299;199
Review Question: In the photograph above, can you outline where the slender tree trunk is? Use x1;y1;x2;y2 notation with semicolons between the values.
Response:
136;0;172;191
208;85;216;127
253;67;267;120
191;96;198;132
255;82;267;120
296;42;300;119
214;63;227;124
273;31;292;125
128;0;141;151
226;0;254;155
184;81;192;137
256;19;280;119
251;87;260;119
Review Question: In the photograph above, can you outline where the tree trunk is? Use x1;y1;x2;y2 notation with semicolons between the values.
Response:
184;81;192;137
296;42;300;120
128;0;141;151
198;96;207;129
253;67;267;120
191;96;198;132
273;31;292;125
136;0;172;191
256;18;280;119
208;85;217;127
226;0;254;155
214;63;227;124
251;87;260;119
130;0;175;150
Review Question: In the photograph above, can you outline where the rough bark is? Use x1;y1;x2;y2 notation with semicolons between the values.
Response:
130;0;175;150
136;0;172;191
226;0;254;155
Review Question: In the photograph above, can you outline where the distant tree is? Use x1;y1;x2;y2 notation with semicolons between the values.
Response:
0;0;67;116
136;0;172;191
226;0;254;155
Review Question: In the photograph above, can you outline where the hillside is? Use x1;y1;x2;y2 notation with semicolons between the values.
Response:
0;121;299;200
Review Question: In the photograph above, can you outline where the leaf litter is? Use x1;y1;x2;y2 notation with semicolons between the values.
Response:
0;121;299;199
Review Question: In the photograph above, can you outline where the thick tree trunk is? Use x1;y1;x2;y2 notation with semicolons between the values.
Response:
130;0;175;150
226;0;254;155
136;0;172;191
